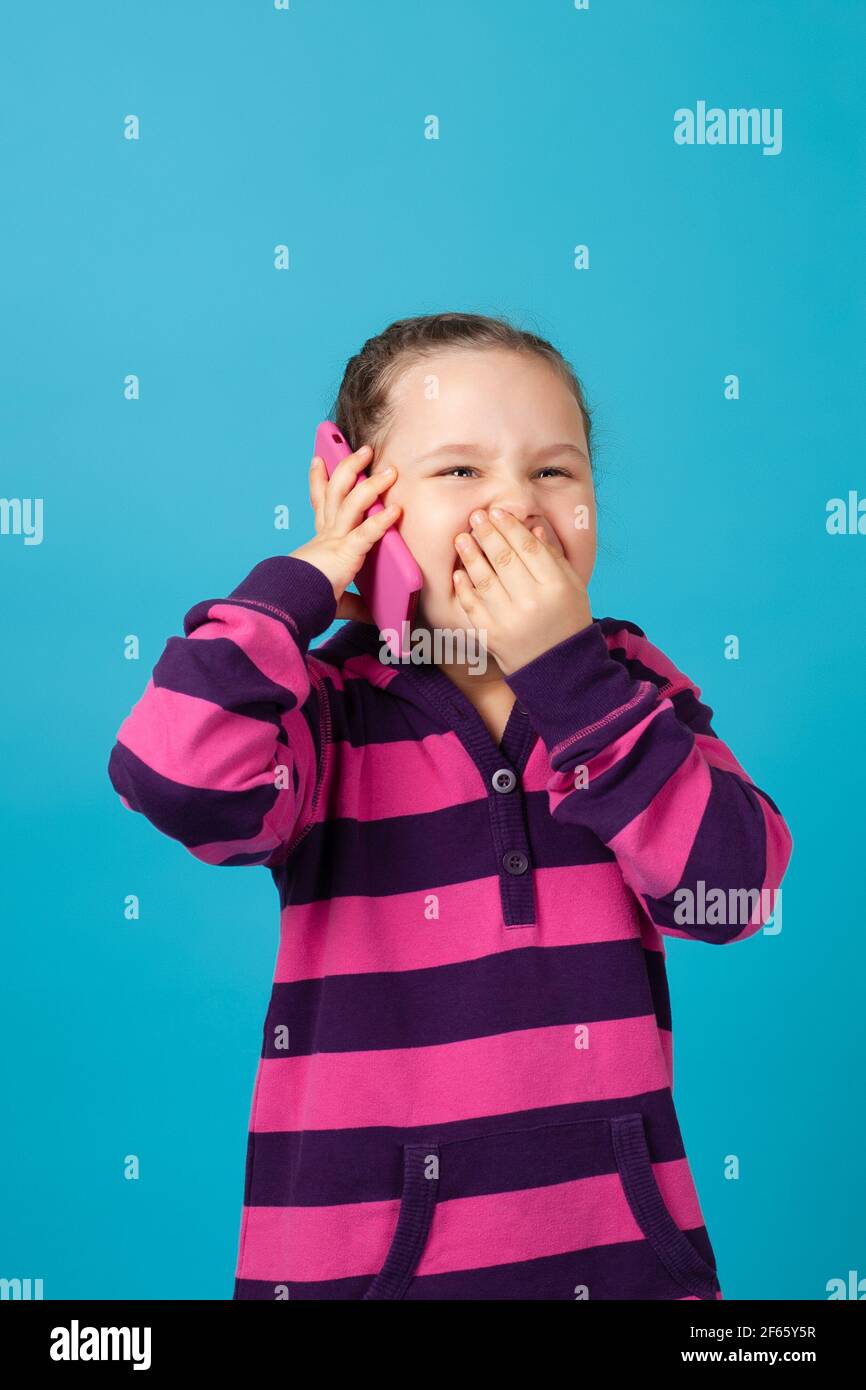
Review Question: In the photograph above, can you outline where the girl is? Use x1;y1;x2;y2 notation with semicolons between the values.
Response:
108;312;793;1301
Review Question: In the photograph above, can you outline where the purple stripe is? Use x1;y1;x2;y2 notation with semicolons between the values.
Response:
275;793;616;907
155;632;301;720
262;939;665;1057
550;711;694;842
107;741;284;852
245;1088;687;1208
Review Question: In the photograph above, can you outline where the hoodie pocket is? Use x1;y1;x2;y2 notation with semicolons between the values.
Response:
363;1143;441;1300
610;1112;719;1300
364;1114;719;1300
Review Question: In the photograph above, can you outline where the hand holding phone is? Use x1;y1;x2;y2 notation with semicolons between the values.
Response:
288;423;423;659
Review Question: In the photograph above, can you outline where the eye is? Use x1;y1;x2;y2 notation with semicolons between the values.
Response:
437;466;572;479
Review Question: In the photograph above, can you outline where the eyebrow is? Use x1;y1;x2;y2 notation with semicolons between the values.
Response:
417;441;589;464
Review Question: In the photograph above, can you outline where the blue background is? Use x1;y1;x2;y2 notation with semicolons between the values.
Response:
1;0;863;1300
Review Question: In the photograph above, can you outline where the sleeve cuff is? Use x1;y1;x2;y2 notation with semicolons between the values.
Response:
227;555;338;652
503;620;656;756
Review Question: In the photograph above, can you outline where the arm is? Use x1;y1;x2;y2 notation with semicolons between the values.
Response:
505;618;793;944
107;555;337;869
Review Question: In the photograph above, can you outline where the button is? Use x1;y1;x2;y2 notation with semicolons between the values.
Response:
502;850;529;875
492;767;517;793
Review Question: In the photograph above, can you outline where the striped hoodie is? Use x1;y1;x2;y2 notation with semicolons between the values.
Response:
107;553;793;1301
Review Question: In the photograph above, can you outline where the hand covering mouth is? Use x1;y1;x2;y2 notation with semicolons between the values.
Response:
451;524;566;568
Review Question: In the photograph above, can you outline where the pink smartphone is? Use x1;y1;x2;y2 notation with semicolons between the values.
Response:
314;420;423;660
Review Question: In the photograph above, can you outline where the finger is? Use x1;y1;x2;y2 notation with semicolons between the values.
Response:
453;529;508;607
351;501;402;552
461;512;532;603
324;444;374;528
452;562;486;620
335;465;397;534
309;457;328;531
481;508;559;583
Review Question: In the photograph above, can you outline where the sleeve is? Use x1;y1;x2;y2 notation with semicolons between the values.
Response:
504;617;793;945
107;555;337;869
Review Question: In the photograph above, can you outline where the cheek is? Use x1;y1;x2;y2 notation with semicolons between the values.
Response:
551;498;596;578
396;512;463;595
562;527;596;585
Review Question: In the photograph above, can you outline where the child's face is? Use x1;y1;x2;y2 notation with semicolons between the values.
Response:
368;348;597;636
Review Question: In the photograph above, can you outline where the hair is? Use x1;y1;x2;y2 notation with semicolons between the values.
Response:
329;311;594;472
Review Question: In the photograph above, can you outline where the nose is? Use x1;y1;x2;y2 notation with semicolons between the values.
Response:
475;482;536;525
485;501;529;522
476;495;542;534
475;494;564;555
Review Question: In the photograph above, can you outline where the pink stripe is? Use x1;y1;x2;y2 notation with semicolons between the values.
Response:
115;680;315;797
314;713;572;824
312;650;401;695
296;728;555;831
522;733;558;788
274;861;651;981
694;731;754;781
416;1154;708;1277
238;1155;707;1283
607;741;712;897
322;730;487;820
253;1015;671;1132
195;600;311;691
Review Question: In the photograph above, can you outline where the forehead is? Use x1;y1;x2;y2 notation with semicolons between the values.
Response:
382;347;586;449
